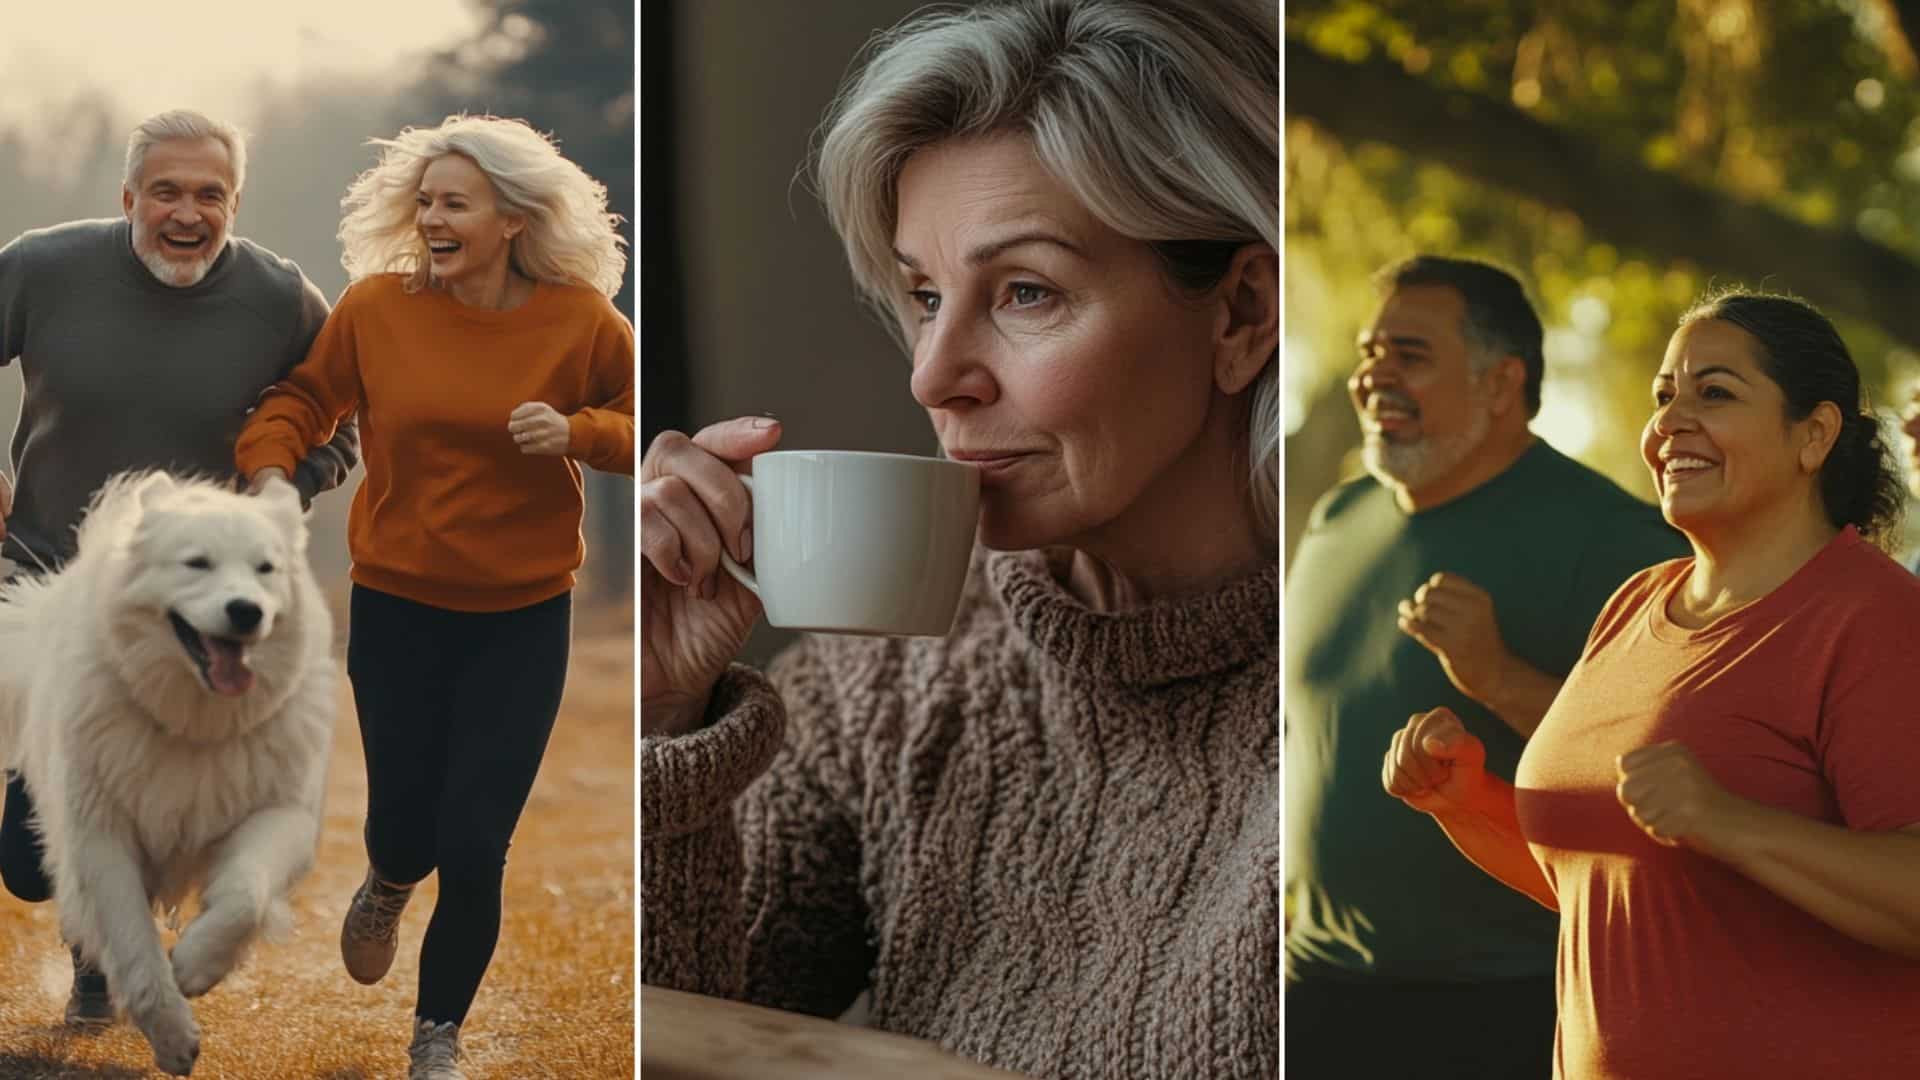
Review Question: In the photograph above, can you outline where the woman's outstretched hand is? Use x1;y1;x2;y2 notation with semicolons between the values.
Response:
640;417;781;737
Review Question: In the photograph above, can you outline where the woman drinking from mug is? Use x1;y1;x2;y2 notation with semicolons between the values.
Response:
1385;292;1920;1078
237;114;632;1080
640;2;1278;1077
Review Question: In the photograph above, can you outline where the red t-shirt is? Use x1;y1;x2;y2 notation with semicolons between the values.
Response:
1516;527;1920;1078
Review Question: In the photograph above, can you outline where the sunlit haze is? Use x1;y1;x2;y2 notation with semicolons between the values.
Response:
0;0;484;136
1533;380;1597;458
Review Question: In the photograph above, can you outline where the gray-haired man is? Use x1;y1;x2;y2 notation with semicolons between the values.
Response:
0;108;359;1025
1286;256;1686;1079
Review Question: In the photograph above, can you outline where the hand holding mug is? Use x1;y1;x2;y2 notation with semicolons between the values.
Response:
640;417;780;737
1382;707;1490;817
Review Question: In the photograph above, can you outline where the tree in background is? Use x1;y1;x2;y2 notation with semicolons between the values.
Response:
1287;0;1920;562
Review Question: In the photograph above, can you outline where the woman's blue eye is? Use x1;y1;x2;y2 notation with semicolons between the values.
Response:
908;290;940;317
1010;283;1049;306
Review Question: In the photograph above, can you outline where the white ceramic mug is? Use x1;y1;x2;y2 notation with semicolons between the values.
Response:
720;451;981;636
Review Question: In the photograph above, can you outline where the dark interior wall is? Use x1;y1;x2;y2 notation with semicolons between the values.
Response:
668;0;937;664
640;1;687;455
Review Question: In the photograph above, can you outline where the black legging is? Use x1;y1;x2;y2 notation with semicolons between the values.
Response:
0;771;53;903
346;585;570;1027
0;567;53;905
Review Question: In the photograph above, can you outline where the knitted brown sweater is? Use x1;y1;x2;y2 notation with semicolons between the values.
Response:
641;548;1279;1080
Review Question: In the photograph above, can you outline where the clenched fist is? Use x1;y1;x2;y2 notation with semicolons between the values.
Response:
1382;707;1491;816
509;401;571;456
1397;572;1517;708
1616;741;1753;858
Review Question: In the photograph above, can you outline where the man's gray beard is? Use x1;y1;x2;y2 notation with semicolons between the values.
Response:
135;236;224;288
1362;400;1493;494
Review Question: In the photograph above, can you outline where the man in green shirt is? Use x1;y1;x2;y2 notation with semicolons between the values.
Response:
0;109;359;1027
1285;256;1685;1078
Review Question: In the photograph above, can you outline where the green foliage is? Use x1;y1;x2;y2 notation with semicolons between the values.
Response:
1287;0;1920;550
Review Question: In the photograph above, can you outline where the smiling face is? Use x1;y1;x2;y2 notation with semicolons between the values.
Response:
123;136;237;288
891;134;1236;553
1349;284;1497;496
416;153;522;291
123;479;305;698
1640;318;1824;536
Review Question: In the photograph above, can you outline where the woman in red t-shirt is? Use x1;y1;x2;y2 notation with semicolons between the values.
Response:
1383;291;1920;1079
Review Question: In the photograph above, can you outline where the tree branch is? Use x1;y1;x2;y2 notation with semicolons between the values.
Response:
1880;0;1920;77
1287;39;1920;346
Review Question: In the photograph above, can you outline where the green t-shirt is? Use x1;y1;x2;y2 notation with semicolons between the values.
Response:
1284;438;1688;983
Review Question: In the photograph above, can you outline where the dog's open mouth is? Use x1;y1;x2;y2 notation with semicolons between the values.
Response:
167;612;255;696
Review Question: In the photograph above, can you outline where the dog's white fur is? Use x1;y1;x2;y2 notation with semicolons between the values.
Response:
0;471;334;1076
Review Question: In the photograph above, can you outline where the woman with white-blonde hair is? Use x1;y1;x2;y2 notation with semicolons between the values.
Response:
639;1;1278;1076
236;113;633;1080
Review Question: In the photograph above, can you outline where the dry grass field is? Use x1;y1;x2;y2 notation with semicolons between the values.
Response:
0;606;636;1079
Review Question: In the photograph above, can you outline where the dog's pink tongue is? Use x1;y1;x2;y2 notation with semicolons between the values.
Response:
206;639;255;696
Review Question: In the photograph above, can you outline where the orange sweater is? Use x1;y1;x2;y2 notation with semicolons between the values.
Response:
236;273;633;612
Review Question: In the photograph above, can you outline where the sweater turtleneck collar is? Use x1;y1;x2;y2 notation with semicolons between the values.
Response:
987;548;1277;688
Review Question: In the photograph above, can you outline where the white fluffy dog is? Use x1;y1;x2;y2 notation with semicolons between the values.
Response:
0;471;335;1076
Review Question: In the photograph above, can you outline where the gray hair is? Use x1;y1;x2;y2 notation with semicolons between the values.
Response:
124;109;248;194
338;115;627;298
813;0;1279;544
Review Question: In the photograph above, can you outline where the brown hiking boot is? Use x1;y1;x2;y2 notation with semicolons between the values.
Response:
340;867;413;985
408;1017;466;1080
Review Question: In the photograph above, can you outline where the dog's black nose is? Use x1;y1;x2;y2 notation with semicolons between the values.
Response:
226;599;263;634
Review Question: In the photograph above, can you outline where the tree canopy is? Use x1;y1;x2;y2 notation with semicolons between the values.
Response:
1287;0;1920;559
